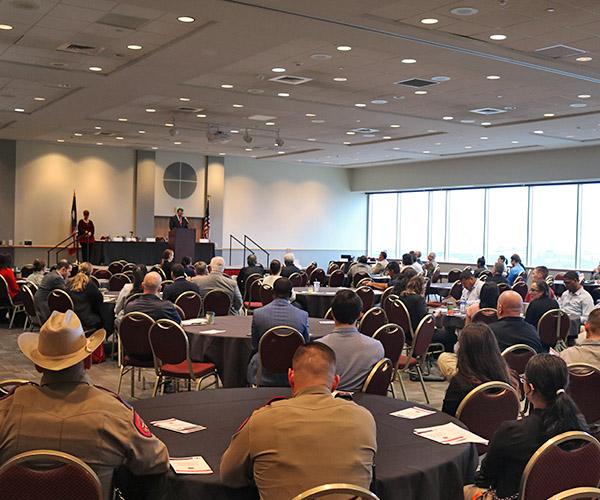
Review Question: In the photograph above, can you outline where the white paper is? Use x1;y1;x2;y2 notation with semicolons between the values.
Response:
390;406;436;419
319;320;335;325
332;390;354;397
201;329;226;334
169;456;213;474
414;422;488;445
181;318;208;326
151;418;206;434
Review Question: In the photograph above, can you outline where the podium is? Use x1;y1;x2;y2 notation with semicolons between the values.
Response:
168;228;196;262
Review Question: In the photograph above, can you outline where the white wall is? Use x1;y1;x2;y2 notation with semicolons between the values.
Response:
15;142;135;245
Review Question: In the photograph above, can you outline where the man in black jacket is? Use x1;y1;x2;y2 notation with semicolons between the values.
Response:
34;259;72;323
125;272;181;324
236;254;264;297
169;207;189;230
162;264;200;303
280;253;301;278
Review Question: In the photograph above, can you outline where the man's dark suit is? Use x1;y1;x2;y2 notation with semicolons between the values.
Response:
169;215;189;230
237;264;264;297
124;294;181;324
280;264;301;278
163;277;200;304
34;271;67;324
488;316;545;353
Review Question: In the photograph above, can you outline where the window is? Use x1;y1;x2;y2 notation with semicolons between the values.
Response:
579;184;600;270
447;189;485;262
429;191;447;261
398;191;428;254
368;193;397;258
486;186;528;264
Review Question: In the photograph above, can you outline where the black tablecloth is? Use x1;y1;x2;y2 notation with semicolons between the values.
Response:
294;287;382;318
133;388;477;500
90;242;215;266
428;283;453;298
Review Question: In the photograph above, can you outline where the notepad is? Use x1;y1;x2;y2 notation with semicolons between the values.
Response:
414;422;488;445
169;456;213;474
319;320;335;325
151;418;206;434
390;407;436;419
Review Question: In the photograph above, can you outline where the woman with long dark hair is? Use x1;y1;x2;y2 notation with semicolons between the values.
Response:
525;280;559;329
465;282;499;324
114;264;147;329
465;354;588;499
399;275;428;333
442;323;512;417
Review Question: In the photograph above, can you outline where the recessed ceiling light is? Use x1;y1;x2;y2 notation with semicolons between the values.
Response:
511;140;519;144
145;108;156;113
578;94;591;99
420;18;439;24
442;116;454;120
576;56;592;62
490;34;507;41
460;119;475;123
305;113;316;117
354;103;366;107
57;139;64;142
336;45;352;51
371;99;388;104
277;151;285;154
401;58;417;64
480;136;488;139
94;126;102;130
96;142;103;145
486;75;501;80
138;130;146;134
88;66;102;72
116;136;124;140
307;138;316;141
414;90;428;95
544;113;555;117
311;119;325;123
179;97;190;102
464;145;472;149
422;150;431;153
570;103;587;108
127;44;143;50
450;7;479;16
390;124;400;128
434;142;442;146
277;92;290;97
383;136;392;139
73;132;82;137
233;104;244;108
343;141;351;145
481;122;492;126
346;131;356;135
271;67;286;73
265;121;275;125
33;97;45;101
118;117;128;122
245;148;253;151
546;7;556;12
177;16;195;23
221;84;234;89
14;108;24;112
164;122;174;127
174;141;182;145
333;77;348;82
533;130;544;134
0;24;13;30
230;129;239;133
431;75;451;82
219;152;226;156
196;113;206;118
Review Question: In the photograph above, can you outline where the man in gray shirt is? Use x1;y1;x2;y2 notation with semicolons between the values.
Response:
194;256;243;315
560;307;600;370
317;289;384;391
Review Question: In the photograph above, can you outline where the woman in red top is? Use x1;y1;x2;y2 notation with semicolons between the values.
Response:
0;253;21;300
78;209;95;263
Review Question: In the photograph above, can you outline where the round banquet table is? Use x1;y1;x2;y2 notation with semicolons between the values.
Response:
133;388;477;500
294;287;382;318
183;316;334;388
428;282;454;298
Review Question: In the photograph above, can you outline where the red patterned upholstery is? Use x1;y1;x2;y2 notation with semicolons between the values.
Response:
161;361;217;378
355;286;374;313
567;364;600;424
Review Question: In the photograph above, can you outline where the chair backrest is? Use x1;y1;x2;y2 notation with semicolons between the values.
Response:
497;282;510;294
323;307;334;320
300;272;309;286
92;269;111;280
19;265;34;279
326;263;339;274
203;289;231;316
520;432;600;500
328;269;345;288
260;283;274;305
288;272;302;287
124;292;143;307
361;358;394;396
149;319;191;371
0;449;102;500
48;289;74;314
160;279;173;292
0;379;29;395
538;309;571;347
107;261;123;275
244;273;263;293
471;307;498;325
386;298;413;343
175;291;202;319
21;286;38;319
449;280;463;300
353;272;370;288
456;381;520;455
174;303;185;321
119;312;154;361
309;267;325;285
151;266;167;280
357;307;388;337
566;364;600;424
292;483;380;500
304;263;317;282
89;275;101;289
258;326;305;374
513;281;528;300
411;315;435;358
431;266;441;283
372;323;405;368
380;286;395;309
447;268;462;282
108;273;131;292
122;263;137;273
355;286;374;312
245;277;262;303
548;487;600;500
501;344;537;375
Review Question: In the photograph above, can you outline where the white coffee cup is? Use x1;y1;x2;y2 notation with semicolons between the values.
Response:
314;281;320;292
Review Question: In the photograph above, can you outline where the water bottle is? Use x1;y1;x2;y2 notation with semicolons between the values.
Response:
459;300;466;314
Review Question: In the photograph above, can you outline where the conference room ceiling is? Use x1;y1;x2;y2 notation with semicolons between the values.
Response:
2;0;600;167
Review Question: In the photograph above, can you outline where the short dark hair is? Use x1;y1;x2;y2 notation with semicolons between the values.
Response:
57;259;71;270
386;261;400;274
532;280;550;298
357;255;368;264
380;251;387;259
331;289;363;324
477;256;486;268
0;253;12;269
510;253;521;263
181;256;191;267
479;282;499;309
162;249;173;260
564;270;579;281
534;266;549;279
494;262;505;274
247;254;257;266
171;263;185;278
460;269;474;281
83;210;89;216
32;259;45;272
270;259;281;275
273;277;292;298
402;253;413;265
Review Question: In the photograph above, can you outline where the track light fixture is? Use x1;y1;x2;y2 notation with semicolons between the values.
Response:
274;130;284;147
243;128;253;143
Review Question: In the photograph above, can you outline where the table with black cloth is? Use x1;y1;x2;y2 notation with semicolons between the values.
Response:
183;316;334;388
428;282;453;298
133;388;477;500
89;241;215;266
294;287;383;318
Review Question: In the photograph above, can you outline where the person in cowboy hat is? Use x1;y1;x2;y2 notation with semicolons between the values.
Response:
0;310;169;499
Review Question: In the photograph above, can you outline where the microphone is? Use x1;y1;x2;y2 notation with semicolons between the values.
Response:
183;216;189;225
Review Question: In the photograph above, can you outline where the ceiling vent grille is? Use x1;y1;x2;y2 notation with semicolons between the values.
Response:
351;127;379;134
268;75;313;85
535;44;586;58
177;106;203;113
394;78;438;88
56;43;105;56
470;107;507;115
97;13;149;30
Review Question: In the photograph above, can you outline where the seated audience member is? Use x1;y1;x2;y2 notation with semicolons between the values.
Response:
347;255;372;283
317;289;384;390
391;267;418;295
464;355;588;500
262;259;282;287
162;263;200;303
26;259;46;287
422;251;438;275
0;253;22;301
459;269;484;305
525;266;555;301
497;255;508;268
400;253;423;274
192;261;208;280
181;255;196;277
441;323;513;415
221;343;377;499
34;259;72;324
488;262;508;285
473;256;487;278
507;253;525;286
525;280;559;330
247;278;309;386
399;276;428;334
414;250;423;264
195;256;242;315
0;311;169;499
592;262;600;281
114;264;147;328
67;262;103;330
488;291;544;353
560;308;600;370
237;253;265;298
465;282;499;324
365;261;401;291
558;271;595;334
371;251;389;275
280;252;301;278
125;271;181;323
160;249;174;280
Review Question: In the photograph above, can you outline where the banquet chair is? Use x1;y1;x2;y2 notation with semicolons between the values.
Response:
373;323;406;399
19;265;34;279
47;289;74;314
203;289;231;316
519;431;600;500
309;267;325;285
501;344;537;375
304;263;317;282
385;298;413;345
160;279;173;292
431;266;441;283
0;449;102;500
326;262;339;274
175;291;203;320
174;304;186;321
300;272;309;286
108;261;124;275
355;286;374;313
149;319;218;396
471;308;499;325
123;270;134;281
151;266;167;280
0;379;29;395
292;483;379;500
92;269;111;280
21;285;40;331
288;272;302;287
259;283;274;306
380;287;396;310
0;275;24;329
361;358;394;396
537;309;570;350
323;307;334;320
358;307;388;337
456;381;520;455
497;282;510;294
449;280;463;301
463;266;473;272
512;281;528;300
122;263;137;273
566;364;600;425
243;278;263;312
117;312;155;398
108;273;131;292
257;326;305;387
353;272;370;288
124;292;143;308
548;487;600;500
447;268;462;283
328;269;345;288
89;275;101;288
356;277;372;288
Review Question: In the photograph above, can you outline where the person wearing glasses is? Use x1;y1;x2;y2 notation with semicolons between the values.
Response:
525;280;559;330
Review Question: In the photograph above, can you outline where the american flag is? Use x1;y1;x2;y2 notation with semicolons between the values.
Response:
201;198;210;239
70;190;77;234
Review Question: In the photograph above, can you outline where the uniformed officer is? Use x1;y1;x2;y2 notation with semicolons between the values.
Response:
220;342;377;500
0;310;170;499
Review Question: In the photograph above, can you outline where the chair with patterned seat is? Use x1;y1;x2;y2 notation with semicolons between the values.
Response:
149;319;219;396
566;364;600;425
203;289;231;316
386;298;414;345
361;358;394;396
373;323;405;398
117;312;155;398
471;307;499;325
108;273;131;292
292;483;380;500
357;307;388;337
328;269;345;288
175;291;202;320
502;344;537;376
355;286;374;313
48;289;74;315
257;326;305;387
538;309;571;350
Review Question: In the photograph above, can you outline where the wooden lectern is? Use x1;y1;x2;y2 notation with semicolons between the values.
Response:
168;228;196;262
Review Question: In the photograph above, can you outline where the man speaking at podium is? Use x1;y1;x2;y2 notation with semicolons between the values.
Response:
169;207;189;230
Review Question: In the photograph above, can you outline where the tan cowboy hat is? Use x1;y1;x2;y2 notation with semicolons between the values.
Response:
18;310;105;371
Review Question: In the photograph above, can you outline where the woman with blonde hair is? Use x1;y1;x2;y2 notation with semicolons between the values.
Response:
67;261;103;330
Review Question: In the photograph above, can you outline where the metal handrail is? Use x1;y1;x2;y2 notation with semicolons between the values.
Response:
244;235;270;265
47;231;78;265
228;234;251;266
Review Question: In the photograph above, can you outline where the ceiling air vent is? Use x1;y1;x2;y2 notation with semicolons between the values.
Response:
351;127;379;134
57;42;104;56
268;75;313;85
394;78;438;88
535;44;586;58
470;107;507;115
97;13;149;30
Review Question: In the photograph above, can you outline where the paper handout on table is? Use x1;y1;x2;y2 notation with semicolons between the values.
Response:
151;418;206;434
181;318;208;326
319;320;335;325
390;406;436;419
414;422;488;445
201;329;226;334
169;456;213;474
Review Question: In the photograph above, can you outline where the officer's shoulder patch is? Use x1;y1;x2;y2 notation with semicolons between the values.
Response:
133;411;153;438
